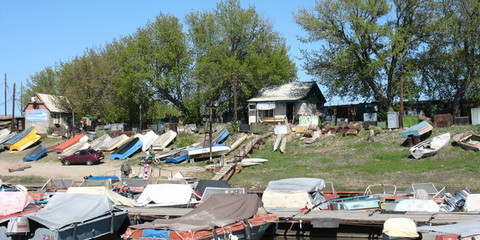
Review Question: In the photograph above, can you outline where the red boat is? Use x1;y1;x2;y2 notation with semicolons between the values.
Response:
53;133;88;153
122;194;278;240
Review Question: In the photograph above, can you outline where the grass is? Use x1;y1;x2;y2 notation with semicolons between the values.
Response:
229;124;480;192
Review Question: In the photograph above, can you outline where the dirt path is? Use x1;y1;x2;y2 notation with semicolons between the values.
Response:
0;150;124;181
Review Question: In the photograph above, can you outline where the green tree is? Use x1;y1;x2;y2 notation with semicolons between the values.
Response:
418;0;480;116
116;14;197;123
21;66;60;108
186;0;297;120
58;47;117;123
295;0;435;113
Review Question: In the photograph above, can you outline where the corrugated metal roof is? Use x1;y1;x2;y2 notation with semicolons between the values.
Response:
36;93;69;113
247;81;325;103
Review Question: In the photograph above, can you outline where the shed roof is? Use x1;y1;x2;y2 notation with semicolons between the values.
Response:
247;81;326;103
36;93;69;113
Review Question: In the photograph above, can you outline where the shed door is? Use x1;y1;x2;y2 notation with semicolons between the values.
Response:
286;103;294;123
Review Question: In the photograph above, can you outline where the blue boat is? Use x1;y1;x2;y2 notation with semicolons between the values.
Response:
402;121;433;138
165;150;189;163
215;129;229;144
110;137;143;160
23;145;47;162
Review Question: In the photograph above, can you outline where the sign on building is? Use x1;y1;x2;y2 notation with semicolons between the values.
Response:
25;109;48;122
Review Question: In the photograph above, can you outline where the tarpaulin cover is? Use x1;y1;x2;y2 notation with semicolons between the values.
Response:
130;194;262;232
0;192;33;216
27;193;113;230
67;186;135;207
417;218;480;237
265;178;325;192
134;184;194;206
194;180;231;196
262;191;315;208
264;178;325;204
383;218;419;238
394;199;440;212
464;194;480;212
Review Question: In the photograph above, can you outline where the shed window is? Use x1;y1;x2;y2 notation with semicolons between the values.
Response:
262;109;274;118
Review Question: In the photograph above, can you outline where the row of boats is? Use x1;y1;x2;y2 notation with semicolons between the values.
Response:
405;121;480;159
6;125;233;163
1;177;479;239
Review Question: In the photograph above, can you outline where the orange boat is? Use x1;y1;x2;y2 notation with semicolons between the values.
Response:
122;194;278;240
53;133;87;153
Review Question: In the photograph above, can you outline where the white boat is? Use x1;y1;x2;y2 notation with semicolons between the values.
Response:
89;134;110;151
188;144;231;159
99;134;129;152
151;130;177;151
138;130;158;152
241;158;268;167
93;135;112;151
410;132;451;159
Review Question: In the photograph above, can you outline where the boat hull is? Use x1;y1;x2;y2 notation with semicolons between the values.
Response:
122;214;277;240
9;211;129;240
453;132;480;151
409;133;451;159
23;145;47;162
111;137;143;160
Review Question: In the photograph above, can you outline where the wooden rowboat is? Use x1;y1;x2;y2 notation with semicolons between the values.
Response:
409;132;451;159
453;131;480;151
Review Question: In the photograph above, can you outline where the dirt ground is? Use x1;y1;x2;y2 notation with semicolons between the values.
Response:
0;137;207;185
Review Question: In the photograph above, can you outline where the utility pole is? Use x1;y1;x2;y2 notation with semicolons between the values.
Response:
4;73;7;116
209;107;214;161
232;69;238;121
11;83;15;131
139;104;142;131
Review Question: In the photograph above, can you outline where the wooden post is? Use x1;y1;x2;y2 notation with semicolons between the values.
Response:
11;83;15;131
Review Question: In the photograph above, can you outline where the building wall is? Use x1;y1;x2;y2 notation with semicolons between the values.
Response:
295;102;317;116
24;103;69;134
274;102;287;117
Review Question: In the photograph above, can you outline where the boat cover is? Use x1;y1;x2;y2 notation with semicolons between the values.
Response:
383;218;419;238
27;193;114;230
134;184;194;206
194;180;231;196
265;178;326;204
394;199;440;212
67;186;135;207
130;193;262;231
417;218;480;237
464;194;480;211
0;192;34;217
262;191;315;209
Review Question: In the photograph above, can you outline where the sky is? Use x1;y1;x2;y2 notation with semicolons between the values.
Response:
0;0;332;116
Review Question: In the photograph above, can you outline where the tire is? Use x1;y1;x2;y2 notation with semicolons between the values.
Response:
63;160;70;166
86;160;94;166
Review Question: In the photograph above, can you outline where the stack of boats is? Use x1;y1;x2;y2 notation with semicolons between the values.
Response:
0;127;42;152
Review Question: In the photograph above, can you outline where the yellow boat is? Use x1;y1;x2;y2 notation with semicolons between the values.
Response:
9;129;41;151
103;134;130;152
